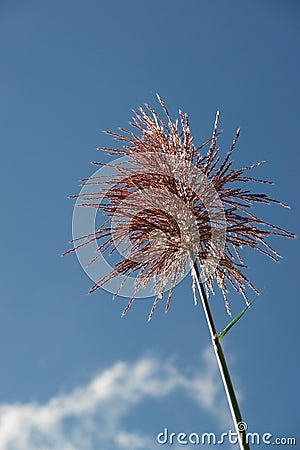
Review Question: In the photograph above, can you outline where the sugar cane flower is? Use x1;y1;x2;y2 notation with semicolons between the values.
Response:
64;95;294;320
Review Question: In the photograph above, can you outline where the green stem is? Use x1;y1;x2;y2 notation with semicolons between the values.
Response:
192;260;250;450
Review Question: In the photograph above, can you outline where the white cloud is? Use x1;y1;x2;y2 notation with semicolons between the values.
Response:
0;346;233;450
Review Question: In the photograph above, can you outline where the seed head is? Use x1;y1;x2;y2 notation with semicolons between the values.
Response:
64;95;295;320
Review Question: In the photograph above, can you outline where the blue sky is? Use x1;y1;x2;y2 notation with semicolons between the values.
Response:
0;1;299;448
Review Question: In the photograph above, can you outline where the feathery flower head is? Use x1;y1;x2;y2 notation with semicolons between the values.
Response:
65;95;294;320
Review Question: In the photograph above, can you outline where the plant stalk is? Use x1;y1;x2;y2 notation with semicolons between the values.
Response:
192;260;250;450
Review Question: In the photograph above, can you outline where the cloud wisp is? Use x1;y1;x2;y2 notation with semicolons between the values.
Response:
0;347;233;450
